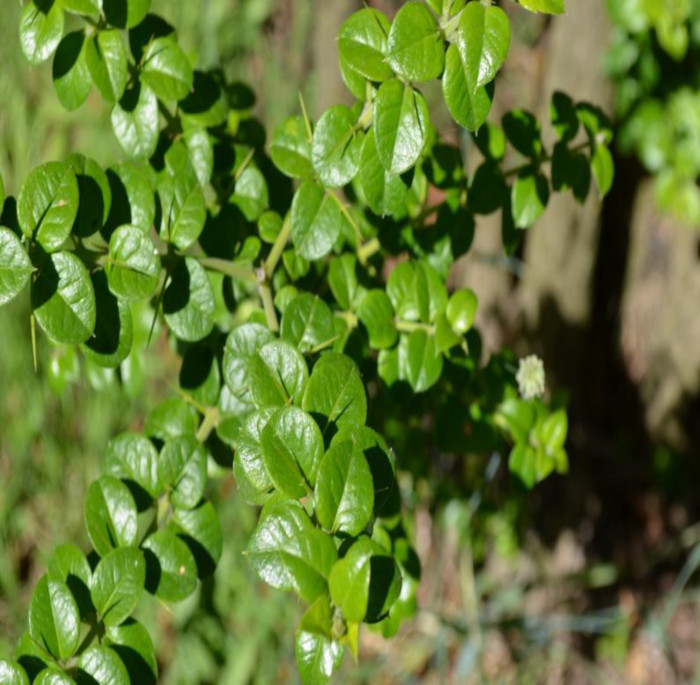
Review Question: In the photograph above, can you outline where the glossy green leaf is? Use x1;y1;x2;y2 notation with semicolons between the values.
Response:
280;294;336;353
0;228;32;306
446;288;477;335
29;576;80;660
247;501;337;604
140;37;193;102
359;128;409;217
158;174;206;250
84;476;138;557
231;166;268;222
142;529;197;602
66;154;112;237
404;329;443;393
62;0;100;15
311;105;362;189
386;260;447;323
270;116;314;180
81;271;133;368
261;406;324;497
374;80;430;175
163;257;215;342
290;181;342;260
232;409;275;500
338;9;393;82
158;436;207;509
357;289;397;349
32;251;96;344
171;499;222;578
35;669;73;685
329;537;401;623
144;397;199;441
386;2;444;82
18;162;78;252
249;340;309;408
48;544;91;587
20;0;64;65
77;646;129;685
104;619;157;685
296;596;344;685
112;82;159;159
105;432;160;499
103;0;152;28
496;398;536;444
53;31;91;111
85;30;128;103
458;2;510;89
442;43;494;132
591;143;614;197
328;255;358;310
315;440;374;535
90;547;145;626
302;353;367;436
223;323;275;397
105;161;156;233
509;443;537;488
511;171;550;228
516;0;565;14
106;226;160;301
0;661;28;685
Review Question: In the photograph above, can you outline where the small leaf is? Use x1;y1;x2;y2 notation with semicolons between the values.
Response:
232;409;275;501
280;294;336;353
103;0;152;29
270;116;314;180
77;646;129;685
290;181;342;260
249;340;309;408
0;661;28;685
163;257;215;342
29;576;80;660
591;143;614;197
32;251;96;345
311;105;362;189
446;288;477;335
180;70;229;129
105;432;160;500
158;174;206;250
515;0;565;15
338;8;393;82
90;547;145;626
0;228;32;306
302;353;367;436
502;109;542;159
20;0;64;65
386;2;445;82
359;128;409;217
112;81;160;159
53;31;91;111
106;226;160;301
223;323;276;397
104;619;157;685
511;171;549;228
247;501;338;604
357;289;397;349
158;436;207;509
171;500;222;579
85;30;128;103
374;80;430;175
66;154;112;238
551;91;579;142
459;2;510;88
315;440;374;535
231;166;268;222
62;0;100;15
140;37;193;102
35;668;76;684
261;406;324;497
142;529;197;602
84;476;139;557
404;329;443;393
328;254;358;310
105;161;155;234
296;596;344;685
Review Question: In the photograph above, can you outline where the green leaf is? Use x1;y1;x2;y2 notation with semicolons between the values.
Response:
458;2;510;89
106;226;160;301
338;9;393;82
158;174;206;250
77;646;129;685
48;544;91;587
53;31;91;111
296;596;344;685
249;340;309;408
591;143;614;197
90;547;145;626
516;0;565;15
66;154;112;238
302;353;367;436
442;43;494;131
223;323;276;397
270;116;314;180
81;271;133;368
85;30;128;103
103;0;152;28
140;37;193;102
105;161;156;234
104;619;157;685
61;0;100;15
496;398;535;444
163;257;215;342
551;91;579;142
359;128;409;217
538;409;568;453
315;440;374;535
179;344;220;406
386;2;445;82
158;436;207;509
84;476;138;557
232;409;275;500
18;161;78;252
105;432;160;500
29;576;80;660
511;171;549;228
180;70;229;129
0;661;28;685
20;0;64;65
32;251;96;344
35;669;73;685
290;181;342;260
281;294;336;353
502;109;542;158
171;499;222;578
387;260;447;323
404;329;443;392
374;80;430;175
446;288;477;335
0;228;32;306
247;501;338;604
261;406;324;497
357;289;397;349
112;82;159;159
328;255;358;310
509;443;537;488
231;166;268;222
311;105;362;188
144;397;199;441
329;537;402;623
142;529;197;602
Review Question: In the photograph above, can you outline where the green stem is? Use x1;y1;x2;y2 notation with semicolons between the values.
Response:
258;281;279;332
356;236;381;266
265;218;291;279
395;319;435;335
198;257;259;284
330;192;364;246
195;406;220;443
